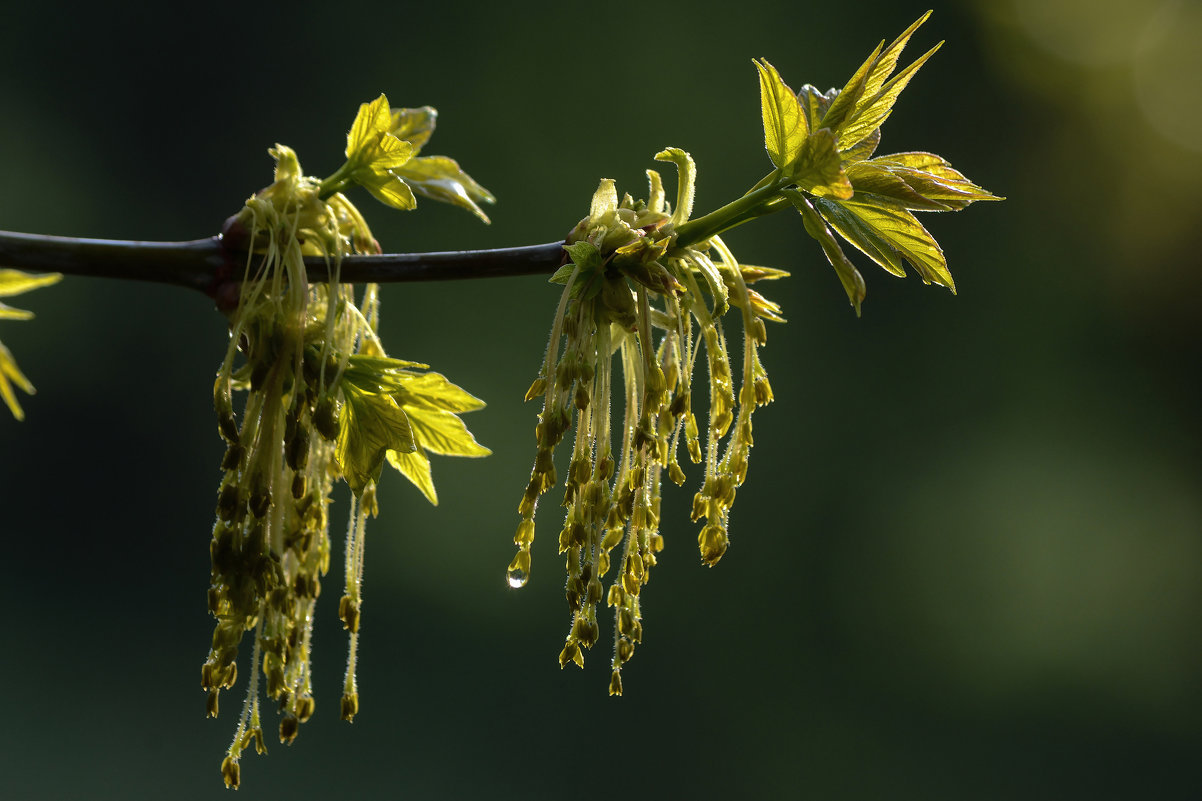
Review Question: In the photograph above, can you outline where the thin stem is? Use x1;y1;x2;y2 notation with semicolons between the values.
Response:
673;172;783;249
0;229;565;294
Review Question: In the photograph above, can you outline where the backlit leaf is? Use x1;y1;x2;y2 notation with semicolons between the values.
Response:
346;95;394;161
389;106;438;150
755;58;808;170
814;197;953;290
820;40;883;134
395;155;496;223
395;371;487;413
336;387;417;495
837;42;942;154
406;406;492;458
0;340;34;421
789;191;866;315
386;448;438;505
790;128;853;199
0;269;62;297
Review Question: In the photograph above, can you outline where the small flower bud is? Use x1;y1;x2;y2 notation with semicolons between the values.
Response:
221;756;240;789
341;691;359;722
558;640;583;669
279;715;299;745
608;670;624;696
339;595;361;633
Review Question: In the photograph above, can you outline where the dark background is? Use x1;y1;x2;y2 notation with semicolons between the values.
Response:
2;1;1199;798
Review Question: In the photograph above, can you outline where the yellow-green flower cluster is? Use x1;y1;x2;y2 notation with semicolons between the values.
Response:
510;149;784;694
205;96;491;789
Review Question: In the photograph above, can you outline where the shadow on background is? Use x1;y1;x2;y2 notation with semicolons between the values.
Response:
1;1;1198;799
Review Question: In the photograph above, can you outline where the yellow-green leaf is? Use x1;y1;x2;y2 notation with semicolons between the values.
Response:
386;448;438;505
790;192;866;315
814;196;954;291
846;161;952;211
866;152;1003;210
820;41;883;134
406;406;491;458
790;128;853;199
389;106;438;150
361;172;417;211
0;340;34;421
837;42;942;154
336;387;418;495
754;58;808;171
395;371;486;413
0;269;62;297
346;94;394;161
0;302;34;320
395;155;496;223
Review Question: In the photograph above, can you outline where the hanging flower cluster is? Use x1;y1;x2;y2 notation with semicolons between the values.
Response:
508;11;998;695
204;95;491;789
509;149;785;695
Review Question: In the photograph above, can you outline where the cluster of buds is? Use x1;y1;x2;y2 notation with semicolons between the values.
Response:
510;149;784;693
206;95;491;789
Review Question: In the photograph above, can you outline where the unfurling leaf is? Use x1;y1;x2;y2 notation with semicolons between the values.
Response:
395;155;496;223
790;192;866;315
790;129;852;199
337;386;417;495
755;58;808;170
814;197;953;290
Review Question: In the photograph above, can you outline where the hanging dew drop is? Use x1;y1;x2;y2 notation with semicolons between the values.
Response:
506;567;528;589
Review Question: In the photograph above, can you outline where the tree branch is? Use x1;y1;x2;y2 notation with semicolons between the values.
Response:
0;229;566;295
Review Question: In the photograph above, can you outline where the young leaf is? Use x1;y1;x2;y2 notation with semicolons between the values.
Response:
336;387;418;495
820;40;884;134
790;192;866;315
394;371;487;413
0;341;34;421
405;406;492;458
754;58;808;171
395;155;496;223
346;94;394;161
386;448;437;505
814;197;953;290
864;153;1002;210
790;128;853;199
389;106;438;150
836;41;942;155
0;269;62;297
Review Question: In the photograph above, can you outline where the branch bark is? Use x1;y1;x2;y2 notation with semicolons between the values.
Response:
0;229;565;295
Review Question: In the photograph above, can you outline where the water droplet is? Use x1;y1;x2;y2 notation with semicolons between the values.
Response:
506;567;528;589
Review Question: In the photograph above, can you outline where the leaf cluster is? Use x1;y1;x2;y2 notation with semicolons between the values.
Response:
754;11;1000;313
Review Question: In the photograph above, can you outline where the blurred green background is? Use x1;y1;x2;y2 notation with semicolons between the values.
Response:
2;1;1199;798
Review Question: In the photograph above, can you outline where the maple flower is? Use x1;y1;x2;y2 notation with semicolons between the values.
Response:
509;150;783;693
